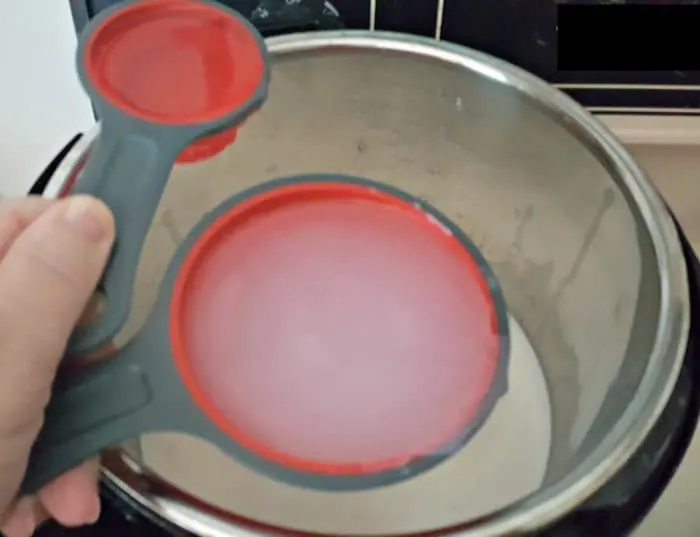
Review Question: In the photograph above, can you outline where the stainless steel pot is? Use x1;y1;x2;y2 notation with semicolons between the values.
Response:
44;30;689;536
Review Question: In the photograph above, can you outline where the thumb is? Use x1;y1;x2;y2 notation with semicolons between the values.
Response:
0;195;114;385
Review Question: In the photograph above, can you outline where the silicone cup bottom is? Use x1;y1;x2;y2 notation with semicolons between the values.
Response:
176;127;239;163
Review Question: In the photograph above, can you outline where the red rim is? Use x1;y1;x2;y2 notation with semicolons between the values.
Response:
175;126;239;163
169;182;502;475
84;0;264;125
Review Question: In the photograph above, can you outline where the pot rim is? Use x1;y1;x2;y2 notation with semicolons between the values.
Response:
44;30;690;537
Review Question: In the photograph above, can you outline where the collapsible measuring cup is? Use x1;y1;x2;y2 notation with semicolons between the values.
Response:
21;1;510;495
68;0;269;356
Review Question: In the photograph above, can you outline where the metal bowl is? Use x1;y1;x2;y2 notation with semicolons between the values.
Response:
46;30;689;536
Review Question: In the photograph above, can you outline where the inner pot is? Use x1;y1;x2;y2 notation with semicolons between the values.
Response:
46;31;689;536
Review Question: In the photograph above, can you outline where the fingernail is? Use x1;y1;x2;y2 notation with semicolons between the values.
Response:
61;196;114;243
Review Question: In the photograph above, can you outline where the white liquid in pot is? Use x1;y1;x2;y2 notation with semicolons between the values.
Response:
139;316;552;534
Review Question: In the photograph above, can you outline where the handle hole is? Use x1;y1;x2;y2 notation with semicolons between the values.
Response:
78;290;107;328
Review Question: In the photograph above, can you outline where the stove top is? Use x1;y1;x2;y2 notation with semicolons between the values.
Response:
72;0;700;112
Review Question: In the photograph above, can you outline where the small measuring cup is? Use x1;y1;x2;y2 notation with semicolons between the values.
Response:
67;0;269;356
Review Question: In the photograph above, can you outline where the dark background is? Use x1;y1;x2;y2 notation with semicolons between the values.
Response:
69;0;700;113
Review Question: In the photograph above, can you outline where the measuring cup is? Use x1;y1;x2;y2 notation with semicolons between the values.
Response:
67;0;270;356
22;174;509;494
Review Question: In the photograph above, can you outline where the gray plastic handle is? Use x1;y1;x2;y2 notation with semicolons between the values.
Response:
22;173;511;495
19;353;155;495
67;116;181;356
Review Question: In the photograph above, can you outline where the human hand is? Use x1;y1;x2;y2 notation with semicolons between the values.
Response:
0;195;115;537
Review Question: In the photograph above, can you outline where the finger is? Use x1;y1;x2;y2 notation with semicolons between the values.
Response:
37;458;101;527
3;498;50;537
29;502;50;531
0;197;54;261
1;459;101;536
0;497;38;537
0;196;114;435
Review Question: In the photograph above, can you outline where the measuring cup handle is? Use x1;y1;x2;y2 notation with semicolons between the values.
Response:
68;122;179;356
19;353;154;495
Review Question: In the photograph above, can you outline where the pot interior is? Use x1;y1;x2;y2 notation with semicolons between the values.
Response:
93;35;681;535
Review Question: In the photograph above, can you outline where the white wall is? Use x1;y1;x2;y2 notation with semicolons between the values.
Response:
0;0;95;196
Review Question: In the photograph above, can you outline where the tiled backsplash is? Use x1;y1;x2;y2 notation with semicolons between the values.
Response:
73;0;700;112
